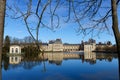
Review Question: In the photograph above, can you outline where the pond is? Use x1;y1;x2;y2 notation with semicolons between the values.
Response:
2;52;119;80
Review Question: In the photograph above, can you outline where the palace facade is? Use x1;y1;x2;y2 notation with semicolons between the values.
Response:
84;39;96;52
42;39;80;52
10;38;112;53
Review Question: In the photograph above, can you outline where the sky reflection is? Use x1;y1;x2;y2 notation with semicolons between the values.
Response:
2;52;119;80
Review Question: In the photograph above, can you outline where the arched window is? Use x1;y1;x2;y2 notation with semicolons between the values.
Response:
15;57;18;61
15;48;18;53
11;57;14;62
12;48;14;53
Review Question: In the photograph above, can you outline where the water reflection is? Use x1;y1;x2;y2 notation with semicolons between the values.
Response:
1;52;119;80
9;56;22;64
118;54;120;80
0;53;2;80
84;52;96;60
3;52;118;67
43;52;64;65
83;52;96;65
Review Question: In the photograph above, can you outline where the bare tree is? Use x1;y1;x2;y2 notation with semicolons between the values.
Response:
0;0;6;80
111;0;120;53
6;0;120;53
0;0;6;54
23;36;34;43
64;0;120;53
2;0;120;78
11;37;20;44
7;0;61;52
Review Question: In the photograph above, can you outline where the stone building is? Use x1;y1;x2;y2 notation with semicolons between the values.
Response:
9;45;21;54
42;39;80;52
9;39;80;52
84;39;96;52
63;44;80;51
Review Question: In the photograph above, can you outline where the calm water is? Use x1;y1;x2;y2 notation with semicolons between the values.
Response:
2;52;119;80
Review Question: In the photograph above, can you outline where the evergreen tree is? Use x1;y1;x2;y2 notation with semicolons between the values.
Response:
3;35;10;53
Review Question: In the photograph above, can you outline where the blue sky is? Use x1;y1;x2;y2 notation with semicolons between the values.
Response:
4;0;118;44
4;16;116;44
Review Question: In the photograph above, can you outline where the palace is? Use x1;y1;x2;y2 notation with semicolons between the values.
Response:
84;39;96;52
9;39;80;53
42;39;80;52
10;38;112;53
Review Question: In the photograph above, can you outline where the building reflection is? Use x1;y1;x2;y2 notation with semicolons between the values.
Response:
9;56;22;64
7;52;118;65
4;52;118;70
83;51;96;65
41;52;81;65
47;52;63;65
1;51;119;80
84;52;96;60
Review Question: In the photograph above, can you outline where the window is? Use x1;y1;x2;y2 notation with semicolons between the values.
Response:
12;48;14;53
15;57;17;61
15;48;18;53
11;57;14;62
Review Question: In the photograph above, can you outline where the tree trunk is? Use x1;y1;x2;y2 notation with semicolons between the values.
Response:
111;0;120;79
0;0;6;79
0;0;6;53
111;0;120;53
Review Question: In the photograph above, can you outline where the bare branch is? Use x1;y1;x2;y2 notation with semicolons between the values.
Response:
36;0;41;17
36;0;51;41
71;1;85;35
65;1;71;23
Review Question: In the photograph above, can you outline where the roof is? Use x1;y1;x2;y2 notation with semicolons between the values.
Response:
42;43;48;45
49;39;62;44
96;44;106;45
10;45;21;47
49;40;55;44
54;39;62;44
63;44;80;46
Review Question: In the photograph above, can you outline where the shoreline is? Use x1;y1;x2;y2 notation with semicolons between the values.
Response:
92;50;117;53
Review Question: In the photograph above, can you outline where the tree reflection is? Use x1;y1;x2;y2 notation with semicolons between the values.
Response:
41;60;46;72
0;53;2;80
49;61;62;65
22;61;42;70
118;53;120;80
1;51;119;79
107;57;113;62
39;53;47;72
2;54;9;70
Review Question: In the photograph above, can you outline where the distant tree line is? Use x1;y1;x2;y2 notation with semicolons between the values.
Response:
2;35;42;54
95;41;117;52
10;36;41;44
95;45;117;52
